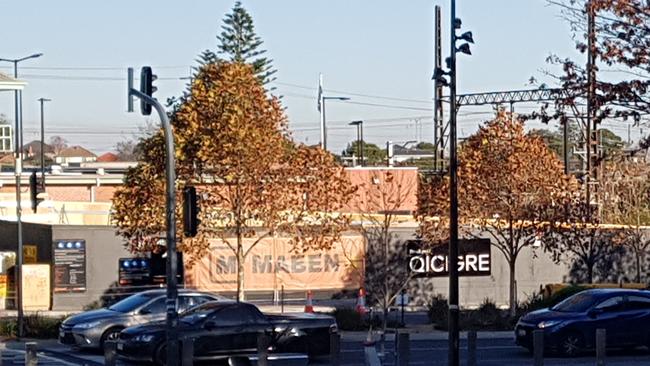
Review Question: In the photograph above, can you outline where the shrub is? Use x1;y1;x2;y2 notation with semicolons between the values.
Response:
427;294;448;328
520;285;587;313
83;300;103;311
0;314;64;338
330;308;366;331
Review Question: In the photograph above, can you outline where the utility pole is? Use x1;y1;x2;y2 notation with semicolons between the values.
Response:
317;74;350;151
433;5;444;172
349;120;364;166
586;0;597;207
38;98;51;184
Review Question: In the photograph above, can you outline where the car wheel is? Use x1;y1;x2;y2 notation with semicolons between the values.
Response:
559;332;584;357
100;327;123;350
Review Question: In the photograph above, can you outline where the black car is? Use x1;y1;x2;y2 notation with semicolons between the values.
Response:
515;289;650;356
117;301;338;365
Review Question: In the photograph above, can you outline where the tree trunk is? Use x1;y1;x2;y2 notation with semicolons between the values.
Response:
586;262;594;284
636;251;641;284
237;234;245;302
508;259;517;317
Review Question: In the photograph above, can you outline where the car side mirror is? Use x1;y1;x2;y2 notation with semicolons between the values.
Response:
588;308;603;318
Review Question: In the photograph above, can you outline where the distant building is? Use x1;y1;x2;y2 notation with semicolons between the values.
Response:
55;146;97;167
96;152;120;162
22;140;55;159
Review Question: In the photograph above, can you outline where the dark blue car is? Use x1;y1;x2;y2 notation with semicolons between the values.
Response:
515;289;650;356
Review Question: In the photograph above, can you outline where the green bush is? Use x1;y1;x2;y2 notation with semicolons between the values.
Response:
520;285;587;313
0;314;64;338
330;308;367;331
427;294;449;328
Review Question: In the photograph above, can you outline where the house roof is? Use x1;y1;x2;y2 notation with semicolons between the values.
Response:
22;140;55;154
393;145;435;157
97;152;120;162
57;145;97;158
0;72;26;91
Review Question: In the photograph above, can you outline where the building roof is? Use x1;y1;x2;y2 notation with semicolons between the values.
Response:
0;72;26;91
393;145;435;157
96;152;120;162
0;154;14;165
22;140;55;155
57;146;97;158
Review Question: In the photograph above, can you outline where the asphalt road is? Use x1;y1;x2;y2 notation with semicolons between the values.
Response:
3;337;650;365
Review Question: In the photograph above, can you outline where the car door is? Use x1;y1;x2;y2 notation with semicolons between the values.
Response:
236;304;272;352
616;295;650;345
198;305;246;357
589;296;626;346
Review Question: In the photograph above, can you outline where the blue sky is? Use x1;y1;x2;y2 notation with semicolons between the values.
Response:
0;0;637;154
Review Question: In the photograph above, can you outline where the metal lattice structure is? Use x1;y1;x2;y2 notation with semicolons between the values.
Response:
453;88;569;106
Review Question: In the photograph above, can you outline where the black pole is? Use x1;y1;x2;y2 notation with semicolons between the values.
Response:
360;121;364;167
38;98;50;184
13;60;24;339
448;0;460;365
563;120;569;175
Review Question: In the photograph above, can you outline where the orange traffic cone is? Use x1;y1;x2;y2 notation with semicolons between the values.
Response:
355;288;368;314
304;290;314;313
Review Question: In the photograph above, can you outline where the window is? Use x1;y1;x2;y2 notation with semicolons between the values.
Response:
626;296;650;310
179;295;213;312
209;304;266;326
0;125;12;153
141;297;167;314
594;296;624;312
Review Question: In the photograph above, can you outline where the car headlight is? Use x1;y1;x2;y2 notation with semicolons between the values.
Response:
537;320;563;329
134;334;156;343
74;320;102;329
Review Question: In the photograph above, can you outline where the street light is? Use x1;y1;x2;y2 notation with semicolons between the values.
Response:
349;120;364;166
317;73;350;150
432;1;474;364
0;53;43;339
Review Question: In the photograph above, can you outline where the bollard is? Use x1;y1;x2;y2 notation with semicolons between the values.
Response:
533;330;544;366
596;328;606;366
181;338;194;366
330;332;341;366
467;330;477;366
25;342;37;366
104;340;117;366
396;332;410;366
257;333;270;366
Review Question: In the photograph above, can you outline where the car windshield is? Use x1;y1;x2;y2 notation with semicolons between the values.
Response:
551;292;598;312
108;293;158;313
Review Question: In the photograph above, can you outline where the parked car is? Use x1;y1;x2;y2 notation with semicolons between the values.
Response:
515;288;650;356
59;289;229;349
117;301;338;365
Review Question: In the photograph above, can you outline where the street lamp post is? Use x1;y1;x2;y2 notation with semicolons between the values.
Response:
349;120;364;166
433;2;473;364
0;53;43;338
38;98;51;185
317;74;350;150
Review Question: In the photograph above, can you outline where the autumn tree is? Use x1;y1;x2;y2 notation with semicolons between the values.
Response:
112;62;353;301
351;170;417;340
49;136;68;155
601;157;650;282
419;112;578;315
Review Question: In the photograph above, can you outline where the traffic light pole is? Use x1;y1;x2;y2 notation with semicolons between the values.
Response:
128;86;179;366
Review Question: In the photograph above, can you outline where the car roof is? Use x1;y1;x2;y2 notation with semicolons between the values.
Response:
581;288;650;299
137;289;231;300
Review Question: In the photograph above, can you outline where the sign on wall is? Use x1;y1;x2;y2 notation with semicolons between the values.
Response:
53;240;86;292
118;258;151;286
407;239;491;277
22;264;50;311
23;245;37;264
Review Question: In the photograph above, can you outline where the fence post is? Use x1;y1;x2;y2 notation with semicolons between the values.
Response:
25;342;37;366
396;332;409;366
181;338;194;366
103;340;116;366
330;332;341;366
257;333;270;366
467;330;477;366
533;330;544;366
596;328;606;366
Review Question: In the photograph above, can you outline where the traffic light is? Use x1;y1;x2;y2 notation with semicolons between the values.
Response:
183;186;200;237
29;171;44;212
139;66;157;116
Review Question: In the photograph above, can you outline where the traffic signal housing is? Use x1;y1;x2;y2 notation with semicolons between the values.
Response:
183;186;199;237
139;66;157;116
29;171;45;212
